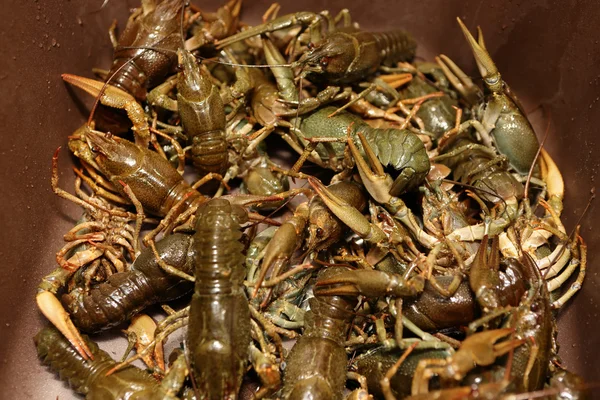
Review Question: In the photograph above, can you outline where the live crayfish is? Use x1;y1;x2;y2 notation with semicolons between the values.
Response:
441;19;541;175
35;2;591;399
147;48;230;175
187;198;251;399
249;180;368;307
61;0;185;147
297;106;430;196
36;326;188;400
216;9;417;84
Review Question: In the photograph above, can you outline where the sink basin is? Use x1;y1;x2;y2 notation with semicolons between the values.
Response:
1;0;597;398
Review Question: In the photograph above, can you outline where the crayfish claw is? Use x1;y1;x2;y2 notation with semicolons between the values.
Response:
465;328;522;365
62;74;149;147
313;284;361;297
492;336;527;360
124;314;163;370
308;177;386;244
36;291;94;360
540;149;565;216
456;18;502;92
315;269;424;298
348;132;394;204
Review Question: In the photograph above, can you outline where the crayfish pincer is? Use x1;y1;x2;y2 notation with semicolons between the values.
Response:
187;198;251;399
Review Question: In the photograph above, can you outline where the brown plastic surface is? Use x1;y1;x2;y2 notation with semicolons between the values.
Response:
0;0;598;398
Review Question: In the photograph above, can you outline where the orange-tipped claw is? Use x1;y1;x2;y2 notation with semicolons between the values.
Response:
36;291;94;360
315;269;424;298
492;336;527;358
125;314;164;371
62;74;149;146
539;148;565;216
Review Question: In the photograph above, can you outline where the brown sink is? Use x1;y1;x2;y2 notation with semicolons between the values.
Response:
1;0;598;398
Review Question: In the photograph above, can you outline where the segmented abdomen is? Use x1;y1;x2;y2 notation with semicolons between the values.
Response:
35;326;159;398
300;107;430;195
190;129;229;174
188;199;251;399
370;30;417;65
363;127;430;194
107;0;183;100
62;233;194;332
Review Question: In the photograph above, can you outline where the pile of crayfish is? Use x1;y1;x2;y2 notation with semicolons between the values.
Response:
35;0;590;399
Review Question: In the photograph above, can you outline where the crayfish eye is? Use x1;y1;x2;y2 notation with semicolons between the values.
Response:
485;75;500;85
307;42;315;50
91;146;99;153
319;57;330;68
316;227;324;237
